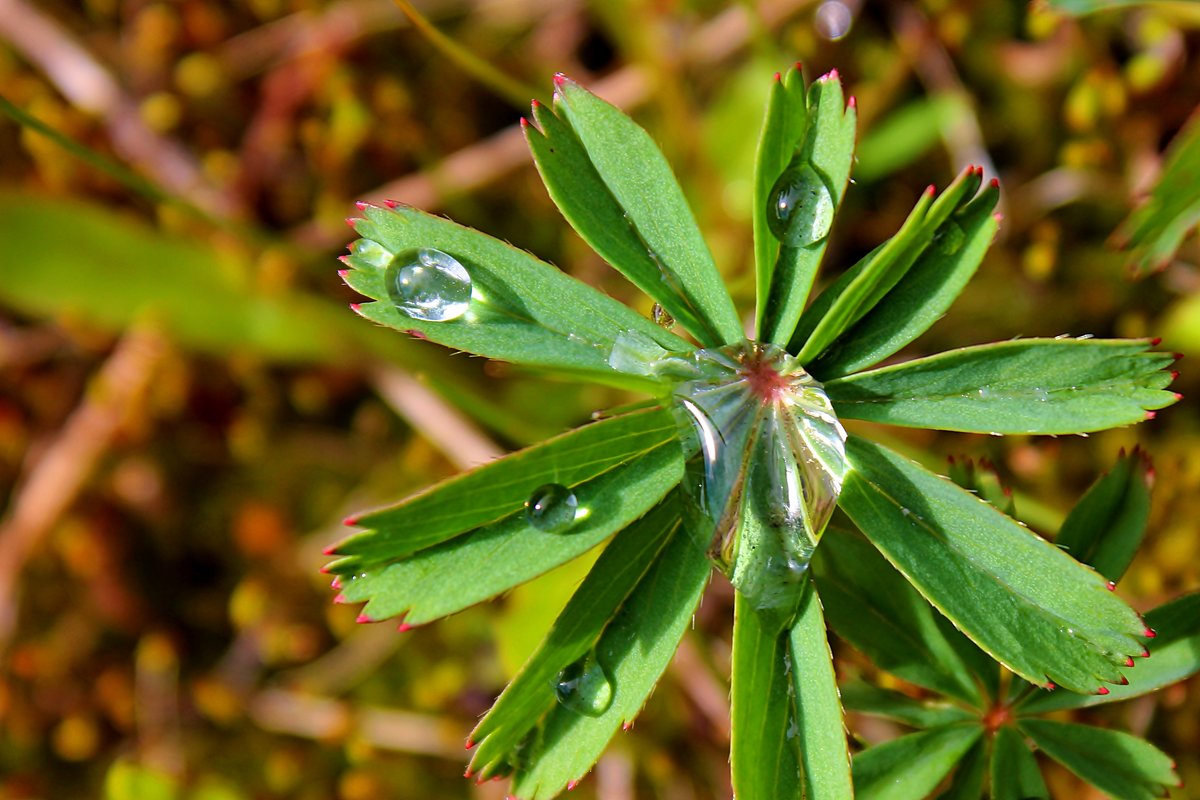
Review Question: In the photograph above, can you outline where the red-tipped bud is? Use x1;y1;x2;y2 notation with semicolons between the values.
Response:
330;577;342;590
1174;392;1184;401
343;515;358;527
925;184;936;196
344;217;359;229
404;329;427;340
1118;675;1129;685
990;177;1000;188
794;61;803;71
350;303;362;313
333;594;347;604
1170;370;1180;380
465;738;475;750
848;95;857;108
1106;580;1116;591
566;780;578;791
519;117;529;129
1150;337;1162;346
773;71;781;82
384;199;398;209
1146;411;1157;420
355;613;373;624
337;268;349;278
355;201;369;211
531;98;541;108
1125;656;1135;667
1096;686;1110;695
318;564;332;574
1144;627;1157;638
464;769;474;779
553;72;567;86
1141;647;1150;658
828;68;840;79
621;721;632;731
1044;682;1056;691
397;622;412;632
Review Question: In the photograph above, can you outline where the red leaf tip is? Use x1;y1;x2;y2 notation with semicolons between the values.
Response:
1125;656;1135;667
383;199;398;209
465;738;475;750
349;302;362;313
332;593;347;604
343;515;358;527
553;72;568;86
925;184;936;196
1146;410;1156;420
519;117;529;129
566;780;578;791
828;68;840;79
397;622;412;632
337;268;349;278
464;769;474;779
1044;681;1056;691
344;217;359;229
355;613;373;624
330;577;342;590
1106;580;1116;591
1150;336;1162;346
354;201;369;211
848;95;856;108
773;71;782;82
1096;686;1110;695
1118;675;1129;685
1144;627;1157;638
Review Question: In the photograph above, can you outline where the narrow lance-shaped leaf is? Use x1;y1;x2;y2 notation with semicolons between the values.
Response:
810;179;1000;379
1020;592;1200;713
814;527;988;705
826;339;1178;435
852;724;982;800
467;495;680;780
793;166;984;363
730;597;801;800
1054;447;1152;582
752;64;809;317
936;738;988;800
343;203;688;388
327;408;677;568
991;726;1049;800
838;437;1151;694
334;429;683;625
550;75;743;346
787;583;854;800
758;70;857;346
839;682;974;730
509;512;711;799
1019;719;1180;800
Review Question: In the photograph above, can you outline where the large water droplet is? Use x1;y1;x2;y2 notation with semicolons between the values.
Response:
766;163;836;247
525;483;578;533
554;651;613;717
385;247;472;322
665;341;848;611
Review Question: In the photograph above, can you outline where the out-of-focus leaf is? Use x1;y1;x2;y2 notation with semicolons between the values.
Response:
509;513;709;799
0;194;369;364
346;204;687;389
814;528;985;704
839;437;1150;694
855;94;972;183
757;69;857;346
1113;109;1200;274
104;759;178;800
335;426;683;624
1055;448;1152;582
730;597;800;800
788;583;853;800
853;724;982;800
810;181;999;379
469;495;680;780
936;738;988;800
1047;0;1164;12
991;726;1049;800
549;76;743;346
826;339;1177;434
792;167;985;364
1020;719;1180;800
947;455;1015;517
328;408;676;566
1020;592;1200;712
840;682;974;729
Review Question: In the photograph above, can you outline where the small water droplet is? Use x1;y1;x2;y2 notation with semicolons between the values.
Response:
385;247;472;322
651;303;675;329
353;239;393;268
525;483;579;533
766;162;836;247
553;652;613;717
1033;387;1050;402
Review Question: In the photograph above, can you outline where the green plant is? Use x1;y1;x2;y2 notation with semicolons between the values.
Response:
324;67;1191;799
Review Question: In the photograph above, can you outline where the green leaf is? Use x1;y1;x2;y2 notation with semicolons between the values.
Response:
792;166;985;363
947;455;1015;517
468;494;680;779
788;583;854;800
814;527;986;704
731;596;801;800
991;726;1049;800
1020;592;1200;712
853;724;982;800
855;94;972;183
526;100;719;349
810;181;1000;379
105;759;179;800
1046;0;1178;17
1019;719;1180;800
752;65;809;321
826;339;1177;434
840;682;974;729
345;203;688;388
509;511;710;799
328;408;677;566
334;423;684;625
839;437;1150;694
757;69;858;346
1055;448;1152;582
936;738;988;800
549;75;743;346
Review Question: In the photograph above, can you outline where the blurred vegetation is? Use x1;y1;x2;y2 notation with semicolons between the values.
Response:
0;1;1198;798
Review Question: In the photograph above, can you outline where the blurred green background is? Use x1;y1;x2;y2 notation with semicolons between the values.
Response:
1;0;1198;797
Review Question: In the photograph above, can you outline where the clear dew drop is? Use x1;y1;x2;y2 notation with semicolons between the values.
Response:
651;303;675;329
766;162;836;247
525;483;579;534
384;247;472;322
553;651;614;717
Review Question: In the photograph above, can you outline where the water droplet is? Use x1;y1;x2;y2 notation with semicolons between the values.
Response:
933;220;966;255
554;652;613;717
766;163;836;247
814;0;853;40
651;303;675;329
525;483;578;533
353;239;393;268
1034;387;1050;402
385;247;472;322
